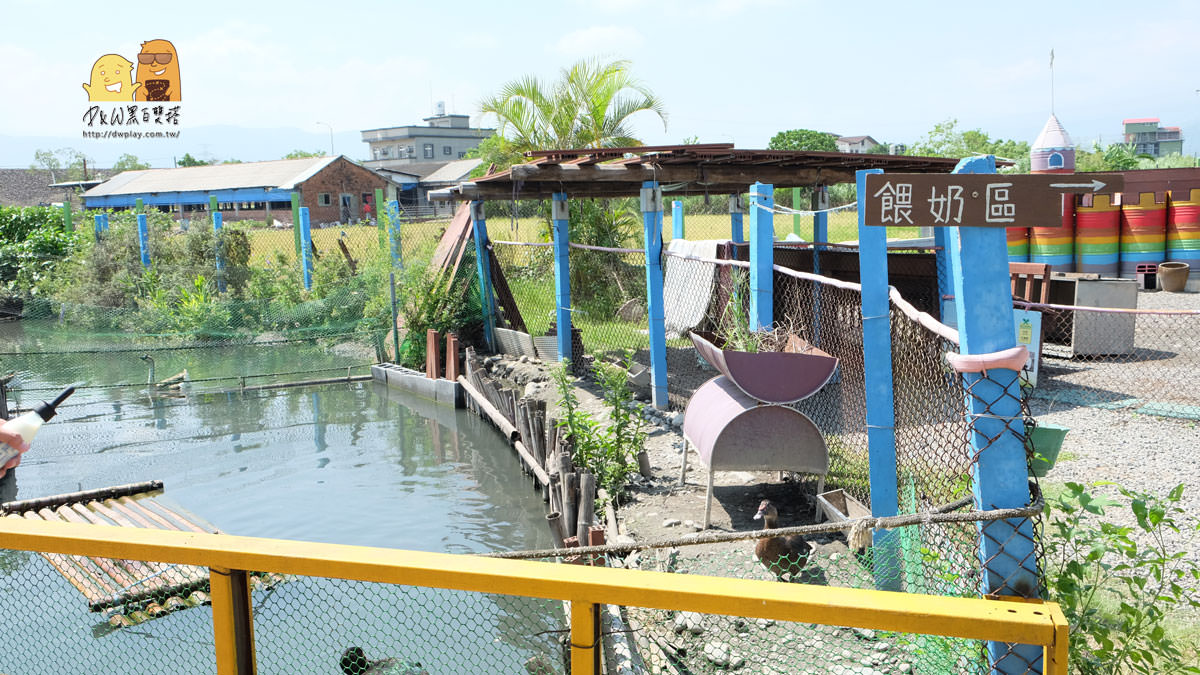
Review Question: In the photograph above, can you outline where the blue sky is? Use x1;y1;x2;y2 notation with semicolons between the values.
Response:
3;0;1198;167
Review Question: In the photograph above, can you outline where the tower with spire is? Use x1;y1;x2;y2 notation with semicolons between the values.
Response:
1030;114;1075;173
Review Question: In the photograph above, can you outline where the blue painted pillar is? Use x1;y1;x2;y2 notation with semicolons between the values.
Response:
947;155;1040;674
642;182;668;409
748;182;774;331
671;200;685;240
813;186;829;347
935;227;953;320
212;211;226;293
101;212;109;233
856;168;901;592
470;200;496;352
729;194;745;244
299;206;313;291
387;199;403;268
551;192;572;364
136;213;151;268
93;214;103;242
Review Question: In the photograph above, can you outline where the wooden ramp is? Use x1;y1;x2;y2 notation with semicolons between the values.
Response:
1;481;283;627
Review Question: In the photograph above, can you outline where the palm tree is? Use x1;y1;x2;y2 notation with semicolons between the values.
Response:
480;58;667;154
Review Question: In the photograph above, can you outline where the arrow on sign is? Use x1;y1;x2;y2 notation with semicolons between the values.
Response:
1049;179;1109;192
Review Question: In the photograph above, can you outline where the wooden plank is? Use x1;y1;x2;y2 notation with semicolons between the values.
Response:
16;512;110;605
431;202;473;274
490;253;528;332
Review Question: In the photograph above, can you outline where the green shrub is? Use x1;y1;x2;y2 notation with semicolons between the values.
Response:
1044;482;1200;674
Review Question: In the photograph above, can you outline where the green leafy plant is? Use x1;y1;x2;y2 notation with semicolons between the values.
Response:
551;353;647;501
1044;482;1200;674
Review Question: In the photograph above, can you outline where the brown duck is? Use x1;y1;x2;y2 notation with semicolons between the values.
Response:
753;499;812;581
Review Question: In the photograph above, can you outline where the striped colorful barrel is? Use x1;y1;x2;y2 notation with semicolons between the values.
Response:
1119;192;1167;278
1074;194;1120;276
1006;227;1029;263
1167;187;1200;280
1030;194;1074;272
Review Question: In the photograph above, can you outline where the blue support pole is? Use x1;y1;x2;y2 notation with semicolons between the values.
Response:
642;182;668;409
136;214;151;268
552;192;572;364
748;182;774;331
812;186;829;348
213;211;226;293
671;200;685;240
93;214;103;242
387;199;403;268
729;194;745;244
947;155;1040;674
470;200;496;352
101;212;109;233
299;206;313;291
856;168;901;592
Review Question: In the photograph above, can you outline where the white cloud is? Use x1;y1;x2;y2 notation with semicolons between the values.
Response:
553;25;645;58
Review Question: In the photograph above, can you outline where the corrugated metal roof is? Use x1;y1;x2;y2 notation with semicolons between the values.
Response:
1033;114;1073;150
1122;117;1159;125
82;156;339;197
421;158;482;184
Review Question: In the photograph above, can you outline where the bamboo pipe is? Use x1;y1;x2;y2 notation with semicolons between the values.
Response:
458;376;519;442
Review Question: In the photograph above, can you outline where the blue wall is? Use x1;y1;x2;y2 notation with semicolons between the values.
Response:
84;188;295;209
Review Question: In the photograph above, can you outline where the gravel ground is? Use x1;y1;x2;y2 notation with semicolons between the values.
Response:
1033;287;1200;569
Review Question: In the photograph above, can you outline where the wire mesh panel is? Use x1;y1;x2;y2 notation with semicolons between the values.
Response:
492;241;557;340
0;545;218;674
1033;303;1200;418
566;244;650;358
252;576;564;674
614;536;994;675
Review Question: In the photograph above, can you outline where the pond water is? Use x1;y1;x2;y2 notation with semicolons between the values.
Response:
0;322;561;673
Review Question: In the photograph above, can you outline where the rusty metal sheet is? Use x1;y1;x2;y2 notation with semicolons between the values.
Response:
689;332;838;404
683;376;828;473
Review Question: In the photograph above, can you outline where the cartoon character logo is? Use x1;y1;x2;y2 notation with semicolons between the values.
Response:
82;54;141;101
135;39;181;102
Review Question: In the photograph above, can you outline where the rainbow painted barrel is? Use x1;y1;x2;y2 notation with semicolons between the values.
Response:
1006;227;1029;263
1073;194;1120;276
1119;192;1167;278
1030;194;1074;271
1167;187;1200;281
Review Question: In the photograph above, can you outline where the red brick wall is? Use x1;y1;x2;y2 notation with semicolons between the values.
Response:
297;157;387;225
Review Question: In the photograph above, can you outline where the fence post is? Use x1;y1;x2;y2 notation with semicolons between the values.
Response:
470;200;496;352
209;196;226;293
855;168;901;592
947;155;1041;674
93;214;103;242
570;600;600;675
812;185;829;348
748;182;774;330
61;202;73;233
101;212;109;233
642;181;668;409
387;199;403;268
136;213;151;268
209;566;257;675
671;200;685;240
729;194;745;244
135;198;144;214
791;187;803;237
552;192;572;364
299;206;313;291
375;187;387;255
289;192;302;259
935;227;953;320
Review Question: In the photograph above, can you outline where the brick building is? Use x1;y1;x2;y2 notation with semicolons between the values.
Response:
81;156;391;226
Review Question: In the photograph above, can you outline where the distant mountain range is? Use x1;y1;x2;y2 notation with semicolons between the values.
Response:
0;125;368;169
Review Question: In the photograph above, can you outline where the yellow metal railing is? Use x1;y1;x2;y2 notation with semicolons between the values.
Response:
0;517;1069;675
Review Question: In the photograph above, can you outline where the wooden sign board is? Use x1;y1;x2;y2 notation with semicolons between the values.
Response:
864;173;1124;228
